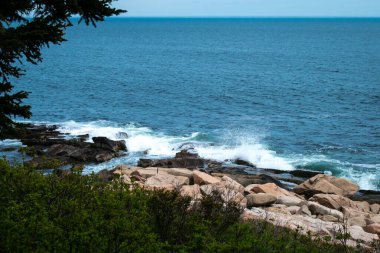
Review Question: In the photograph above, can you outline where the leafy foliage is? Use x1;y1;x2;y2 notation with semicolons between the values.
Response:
0;160;363;253
0;0;126;138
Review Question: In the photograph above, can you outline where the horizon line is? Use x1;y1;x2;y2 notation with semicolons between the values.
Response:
108;16;380;19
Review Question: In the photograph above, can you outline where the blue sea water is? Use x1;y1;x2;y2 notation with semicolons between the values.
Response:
6;18;380;189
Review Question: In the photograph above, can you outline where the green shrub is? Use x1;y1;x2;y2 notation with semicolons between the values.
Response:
0;160;363;253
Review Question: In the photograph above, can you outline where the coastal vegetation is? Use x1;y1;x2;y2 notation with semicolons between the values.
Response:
0;159;364;253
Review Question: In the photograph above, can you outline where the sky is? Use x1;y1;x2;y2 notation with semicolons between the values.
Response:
115;0;380;17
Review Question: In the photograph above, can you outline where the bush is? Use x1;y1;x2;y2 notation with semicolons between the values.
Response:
0;160;361;252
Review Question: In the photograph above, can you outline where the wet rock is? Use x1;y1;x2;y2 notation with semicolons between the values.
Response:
21;138;68;146
116;132;128;139
77;134;89;142
15;124;129;169
294;174;359;197
138;157;206;169
246;193;277;207
92;137;127;152
0;146;18;152
95;152;116;163
234;159;256;167
223;174;285;188
175;149;199;159
352;190;380;204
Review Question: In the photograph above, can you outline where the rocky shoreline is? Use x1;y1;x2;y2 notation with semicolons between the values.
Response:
12;124;128;169
3;124;380;249
102;163;380;249
8;124;380;203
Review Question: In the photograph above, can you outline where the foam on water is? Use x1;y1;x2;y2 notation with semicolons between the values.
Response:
195;144;294;171
56;120;295;172
286;154;380;190
7;120;378;190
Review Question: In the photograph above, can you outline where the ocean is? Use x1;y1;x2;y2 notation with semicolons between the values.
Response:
5;18;380;190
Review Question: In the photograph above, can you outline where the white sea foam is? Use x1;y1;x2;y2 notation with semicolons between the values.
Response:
195;144;294;171
56;120;294;171
28;120;379;190
284;154;380;190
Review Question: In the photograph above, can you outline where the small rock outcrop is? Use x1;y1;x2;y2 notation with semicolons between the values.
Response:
138;150;207;169
92;137;127;152
294;174;359;197
17;124;129;169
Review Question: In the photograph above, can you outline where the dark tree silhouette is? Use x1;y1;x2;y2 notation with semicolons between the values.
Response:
0;0;126;138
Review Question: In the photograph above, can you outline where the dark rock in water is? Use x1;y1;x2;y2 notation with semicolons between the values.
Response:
14;124;129;169
138;149;207;169
77;134;89;142
138;158;154;168
206;161;224;169
27;124;58;132
177;142;195;150
352;190;380;204
92;137;127;152
207;165;248;175
235;159;256;167
95;152;122;163
138;157;206;169
0;146;18;152
21;138;68;146
97;169;114;182
175;149;199;159
116;132;128;139
46;143;122;163
225;174;286;189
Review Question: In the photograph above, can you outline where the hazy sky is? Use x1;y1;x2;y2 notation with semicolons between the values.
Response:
115;0;380;17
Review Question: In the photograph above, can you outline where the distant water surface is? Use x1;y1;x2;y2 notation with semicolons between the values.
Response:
7;18;380;189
